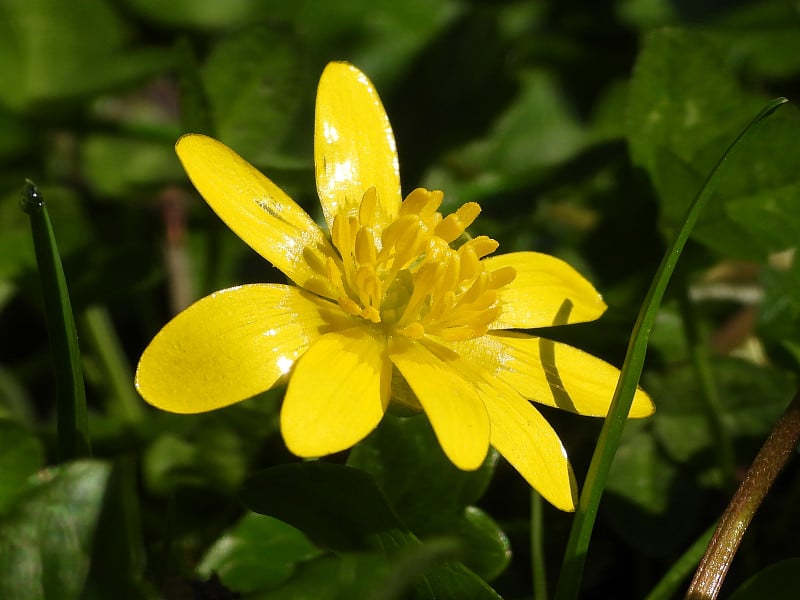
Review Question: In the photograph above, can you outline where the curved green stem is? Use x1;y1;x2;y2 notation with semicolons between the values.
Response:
644;521;717;600
553;97;787;600
531;490;548;600
678;288;736;489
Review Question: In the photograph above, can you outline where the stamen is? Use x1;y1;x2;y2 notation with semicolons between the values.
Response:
435;202;481;243
489;265;516;288
354;228;376;265
399;188;442;219
319;187;513;342
462;235;499;259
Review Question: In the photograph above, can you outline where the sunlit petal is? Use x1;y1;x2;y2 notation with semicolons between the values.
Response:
281;328;391;457
451;332;654;417
315;62;401;229
485;251;607;329
481;374;578;512
136;285;336;413
176;134;336;294
389;338;490;470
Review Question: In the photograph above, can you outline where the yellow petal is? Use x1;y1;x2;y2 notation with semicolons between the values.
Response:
388;338;490;471
176;134;336;294
281;328;391;457
451;332;654;418
315;62;401;229
136;284;335;413
484;251;607;329
481;374;578;511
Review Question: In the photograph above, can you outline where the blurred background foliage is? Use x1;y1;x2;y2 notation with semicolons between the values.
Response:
1;0;800;598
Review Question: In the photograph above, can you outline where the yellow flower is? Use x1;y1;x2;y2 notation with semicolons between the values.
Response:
136;62;653;511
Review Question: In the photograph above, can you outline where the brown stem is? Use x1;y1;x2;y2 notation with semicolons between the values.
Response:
685;390;800;599
160;186;194;314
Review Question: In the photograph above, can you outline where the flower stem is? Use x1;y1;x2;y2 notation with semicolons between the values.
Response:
678;288;736;489
553;97;788;600
685;390;800;599
531;489;548;600
21;180;91;460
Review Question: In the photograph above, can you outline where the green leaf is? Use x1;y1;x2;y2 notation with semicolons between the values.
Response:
728;558;800;600
242;463;502;599
126;0;258;29
448;508;510;582
0;107;29;158
626;27;800;260
459;69;585;173
197;512;322;594
143;421;249;496
695;108;800;258
82;460;152;600
0;367;35;424
264;0;460;83
760;260;800;363
348;415;509;580
708;1;800;80
604;424;700;557
425;69;586;204
248;553;391;600
626;28;750;174
242;462;405;552
0;0;169;109
617;0;678;29
649;358;794;465
202;25;313;169
82;135;182;198
0;461;111;600
724;184;800;255
348;415;496;530
22;181;90;460
0;420;44;515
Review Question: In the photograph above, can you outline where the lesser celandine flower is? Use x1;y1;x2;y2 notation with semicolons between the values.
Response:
136;62;653;511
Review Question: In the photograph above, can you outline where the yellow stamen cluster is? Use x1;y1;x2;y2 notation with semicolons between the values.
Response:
322;187;515;342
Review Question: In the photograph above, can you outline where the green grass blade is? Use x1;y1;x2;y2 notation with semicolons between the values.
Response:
21;180;91;460
554;97;788;600
81;305;144;424
643;521;717;600
531;490;548;600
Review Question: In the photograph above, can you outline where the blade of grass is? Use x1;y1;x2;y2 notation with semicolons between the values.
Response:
644;520;717;600
678;287;736;489
21;180;91;460
553;97;788;600
531;490;548;600
81;305;144;424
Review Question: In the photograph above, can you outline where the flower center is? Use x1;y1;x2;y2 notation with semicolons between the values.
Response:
321;187;515;342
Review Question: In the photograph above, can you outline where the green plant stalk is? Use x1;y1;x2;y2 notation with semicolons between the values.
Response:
21;180;91;460
176;36;215;136
644;521;717;600
531;490;548;600
685;390;800;599
678;288;736;489
81;305;144;424
553;97;788;600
